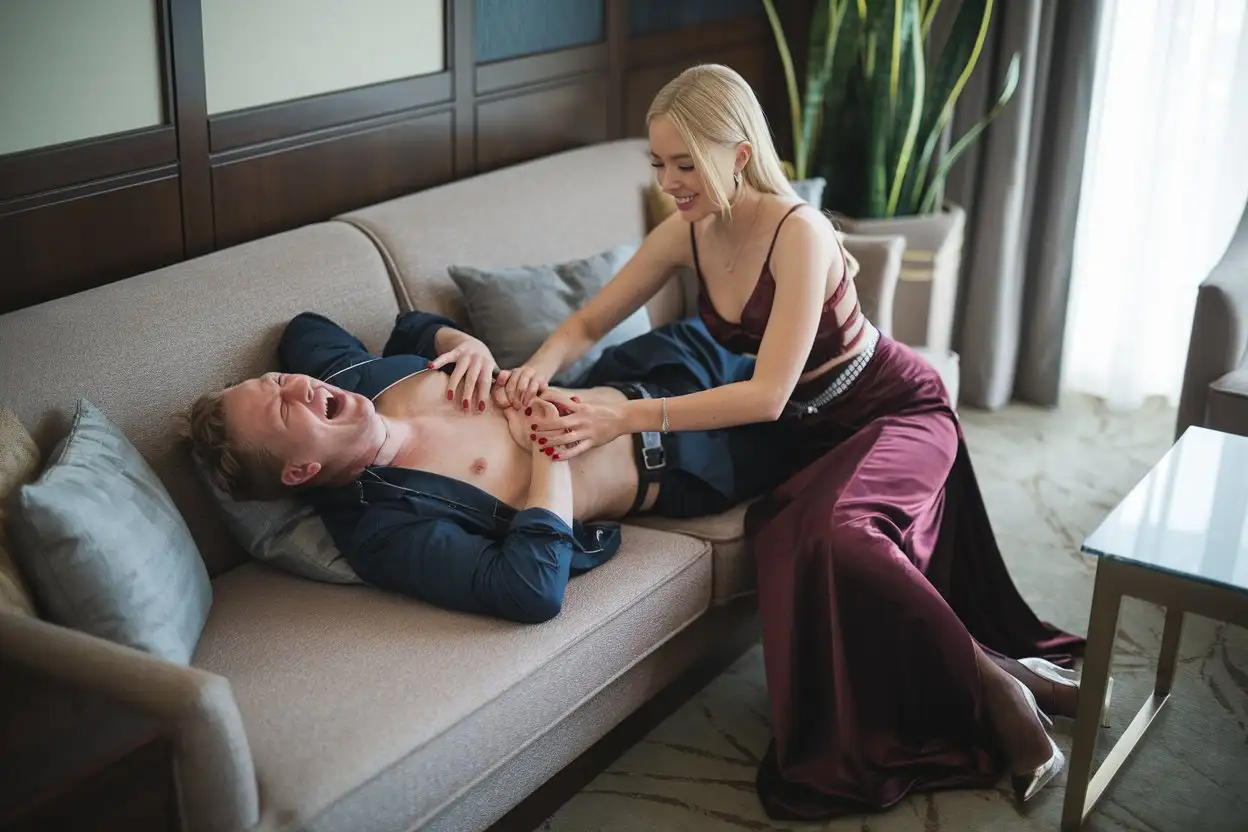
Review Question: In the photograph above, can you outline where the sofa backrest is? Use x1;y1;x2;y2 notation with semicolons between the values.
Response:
0;222;400;577
339;138;690;329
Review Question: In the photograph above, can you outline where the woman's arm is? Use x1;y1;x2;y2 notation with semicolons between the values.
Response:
541;209;842;456
499;212;691;405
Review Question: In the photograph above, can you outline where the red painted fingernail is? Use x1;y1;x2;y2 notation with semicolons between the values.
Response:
571;396;581;403
530;434;536;440
447;390;453;401
525;407;532;416
545;448;553;455
428;360;436;368
539;438;547;445
531;424;537;430
478;401;485;412
553;454;560;460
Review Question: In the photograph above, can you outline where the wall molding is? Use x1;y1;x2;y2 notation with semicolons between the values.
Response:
209;73;454;153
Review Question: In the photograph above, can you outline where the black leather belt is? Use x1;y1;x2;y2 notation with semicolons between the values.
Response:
612;381;666;514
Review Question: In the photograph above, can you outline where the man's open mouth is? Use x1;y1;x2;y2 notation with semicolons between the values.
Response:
324;392;341;420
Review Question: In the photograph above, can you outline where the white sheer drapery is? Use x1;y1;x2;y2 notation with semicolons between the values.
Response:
1062;0;1248;410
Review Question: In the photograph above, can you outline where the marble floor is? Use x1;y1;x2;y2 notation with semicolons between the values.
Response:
540;394;1248;832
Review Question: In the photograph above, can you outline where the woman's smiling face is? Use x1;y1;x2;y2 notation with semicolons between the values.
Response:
648;114;738;222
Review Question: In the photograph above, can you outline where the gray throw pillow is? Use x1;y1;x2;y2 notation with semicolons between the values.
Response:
191;454;361;585
790;177;827;208
447;243;652;386
11;399;212;665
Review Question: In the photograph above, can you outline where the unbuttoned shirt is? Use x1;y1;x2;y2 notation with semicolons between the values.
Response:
281;310;614;624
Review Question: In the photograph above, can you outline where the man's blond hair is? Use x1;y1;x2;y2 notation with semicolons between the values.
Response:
178;388;288;502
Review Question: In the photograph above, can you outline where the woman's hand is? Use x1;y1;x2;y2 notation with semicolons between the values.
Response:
429;336;497;414
494;364;552;410
532;391;624;461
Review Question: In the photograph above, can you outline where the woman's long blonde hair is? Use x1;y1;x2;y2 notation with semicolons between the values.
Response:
646;63;858;278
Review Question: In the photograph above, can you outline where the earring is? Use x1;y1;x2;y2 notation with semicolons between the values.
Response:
733;171;740;187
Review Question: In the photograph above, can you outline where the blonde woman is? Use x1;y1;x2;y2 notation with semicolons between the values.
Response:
498;64;1089;819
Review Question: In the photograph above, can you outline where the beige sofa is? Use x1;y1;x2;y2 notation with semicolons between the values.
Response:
0;139;952;832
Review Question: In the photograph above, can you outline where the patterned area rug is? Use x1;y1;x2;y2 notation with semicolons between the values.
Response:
541;394;1248;831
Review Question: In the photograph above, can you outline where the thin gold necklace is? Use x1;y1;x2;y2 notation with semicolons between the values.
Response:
722;192;761;273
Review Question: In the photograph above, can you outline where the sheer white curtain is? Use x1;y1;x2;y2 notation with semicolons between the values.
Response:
1062;0;1248;410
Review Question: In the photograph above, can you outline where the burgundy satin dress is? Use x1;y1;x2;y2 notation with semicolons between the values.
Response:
692;205;1085;820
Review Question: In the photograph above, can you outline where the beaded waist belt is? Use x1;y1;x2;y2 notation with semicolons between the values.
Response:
784;323;881;418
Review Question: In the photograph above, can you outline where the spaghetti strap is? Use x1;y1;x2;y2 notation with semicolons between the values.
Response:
764;202;807;269
689;223;704;281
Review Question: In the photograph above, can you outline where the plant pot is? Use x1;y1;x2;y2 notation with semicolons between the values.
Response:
838;203;966;355
789;177;826;207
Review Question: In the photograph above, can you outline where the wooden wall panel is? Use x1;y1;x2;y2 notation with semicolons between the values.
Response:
210;110;455;249
0;175;184;314
623;42;768;138
0;1;781;314
475;76;609;172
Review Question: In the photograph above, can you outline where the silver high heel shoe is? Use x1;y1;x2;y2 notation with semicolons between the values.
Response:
1019;656;1114;729
1005;674;1066;805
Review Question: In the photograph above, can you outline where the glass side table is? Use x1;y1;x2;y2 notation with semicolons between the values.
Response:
1062;426;1248;830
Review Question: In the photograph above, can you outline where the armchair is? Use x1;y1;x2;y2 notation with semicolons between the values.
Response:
1176;198;1248;439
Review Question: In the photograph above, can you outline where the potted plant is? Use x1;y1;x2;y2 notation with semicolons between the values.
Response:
763;0;1020;353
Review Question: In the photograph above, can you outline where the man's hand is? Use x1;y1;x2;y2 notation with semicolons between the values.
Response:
429;334;497;414
494;364;552;409
532;390;622;461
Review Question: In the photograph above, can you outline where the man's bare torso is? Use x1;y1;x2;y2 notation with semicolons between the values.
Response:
372;370;645;519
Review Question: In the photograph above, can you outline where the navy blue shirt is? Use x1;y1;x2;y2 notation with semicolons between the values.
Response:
279;310;788;623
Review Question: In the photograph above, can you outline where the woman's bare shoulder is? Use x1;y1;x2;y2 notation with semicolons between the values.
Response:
769;201;842;279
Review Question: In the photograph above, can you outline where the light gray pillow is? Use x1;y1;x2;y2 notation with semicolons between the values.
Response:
11;399;212;665
191;454;361;585
791;176;827;208
447;243;652;385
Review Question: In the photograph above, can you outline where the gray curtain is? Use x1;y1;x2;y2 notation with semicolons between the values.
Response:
939;0;1107;409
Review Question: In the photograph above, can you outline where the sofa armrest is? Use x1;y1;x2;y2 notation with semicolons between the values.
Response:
0;612;259;832
842;233;905;338
1206;366;1248;437
1177;202;1248;438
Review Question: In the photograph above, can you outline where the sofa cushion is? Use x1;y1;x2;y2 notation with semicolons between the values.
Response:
632;502;755;604
0;222;401;577
0;409;41;617
448;243;652;385
191;524;711;831
1207;366;1248;436
13;399;212;664
339;139;689;332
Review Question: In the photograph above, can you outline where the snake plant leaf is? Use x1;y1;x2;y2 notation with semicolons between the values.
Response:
905;0;997;215
812;1;866;181
921;0;944;38
919;50;1020;214
884;0;926;217
761;0;804;176
798;0;850;181
865;0;917;216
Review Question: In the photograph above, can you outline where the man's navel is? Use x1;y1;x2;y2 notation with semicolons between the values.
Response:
471;457;487;475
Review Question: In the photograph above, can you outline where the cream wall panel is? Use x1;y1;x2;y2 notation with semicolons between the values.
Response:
202;0;445;116
0;0;164;156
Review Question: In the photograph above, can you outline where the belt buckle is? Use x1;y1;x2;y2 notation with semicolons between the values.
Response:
642;440;666;470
